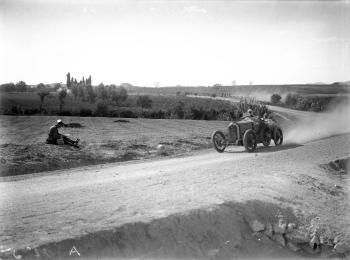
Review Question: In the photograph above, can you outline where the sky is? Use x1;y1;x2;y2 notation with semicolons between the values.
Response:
0;0;349;86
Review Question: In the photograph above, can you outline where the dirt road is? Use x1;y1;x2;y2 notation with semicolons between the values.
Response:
0;130;349;258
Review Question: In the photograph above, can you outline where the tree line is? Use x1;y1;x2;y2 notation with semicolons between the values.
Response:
269;93;337;112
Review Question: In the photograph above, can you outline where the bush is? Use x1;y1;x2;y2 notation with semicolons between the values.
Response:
95;102;109;116
59;110;72;116
119;109;137;118
79;108;93;117
173;101;185;119
270;94;282;105
284;93;299;107
136;95;153;109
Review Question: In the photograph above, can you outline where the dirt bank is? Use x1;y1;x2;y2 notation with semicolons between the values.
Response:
3;201;308;259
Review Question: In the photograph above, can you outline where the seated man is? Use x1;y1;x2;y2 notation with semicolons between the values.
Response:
46;119;80;147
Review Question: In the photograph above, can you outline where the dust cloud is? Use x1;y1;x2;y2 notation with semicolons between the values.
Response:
284;99;350;144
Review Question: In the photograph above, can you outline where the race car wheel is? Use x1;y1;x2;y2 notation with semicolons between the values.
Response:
262;129;272;147
211;130;227;153
243;129;257;152
273;127;283;146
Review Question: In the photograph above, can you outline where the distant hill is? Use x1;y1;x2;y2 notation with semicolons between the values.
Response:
332;81;350;86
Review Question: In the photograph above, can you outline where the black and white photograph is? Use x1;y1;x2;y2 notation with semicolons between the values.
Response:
0;0;349;259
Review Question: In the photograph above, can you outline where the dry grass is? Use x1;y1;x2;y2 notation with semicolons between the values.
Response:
0;115;229;176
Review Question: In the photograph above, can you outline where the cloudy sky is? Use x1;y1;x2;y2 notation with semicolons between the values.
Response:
0;0;349;86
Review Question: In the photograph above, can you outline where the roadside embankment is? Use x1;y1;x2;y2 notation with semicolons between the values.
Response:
1;200;349;259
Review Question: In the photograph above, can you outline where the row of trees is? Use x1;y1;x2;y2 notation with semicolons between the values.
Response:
90;97;268;121
69;84;128;105
0;81;28;92
36;84;129;113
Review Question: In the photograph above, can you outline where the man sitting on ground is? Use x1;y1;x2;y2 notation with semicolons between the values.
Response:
46;119;80;147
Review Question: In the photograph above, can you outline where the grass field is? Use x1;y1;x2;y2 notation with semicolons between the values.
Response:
0;115;229;177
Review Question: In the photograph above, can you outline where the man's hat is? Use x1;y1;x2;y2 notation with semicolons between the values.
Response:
56;119;64;125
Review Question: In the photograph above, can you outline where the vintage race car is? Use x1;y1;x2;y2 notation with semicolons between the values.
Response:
211;116;283;153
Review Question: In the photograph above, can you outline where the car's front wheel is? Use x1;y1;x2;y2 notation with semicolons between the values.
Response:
211;130;227;153
243;129;257;152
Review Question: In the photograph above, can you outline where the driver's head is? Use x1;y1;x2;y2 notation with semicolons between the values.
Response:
247;109;253;116
56;119;64;128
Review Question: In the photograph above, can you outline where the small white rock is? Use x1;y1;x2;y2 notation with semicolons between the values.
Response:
250;220;265;232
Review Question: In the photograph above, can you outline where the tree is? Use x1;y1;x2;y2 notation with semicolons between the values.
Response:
66;72;71;89
95;101;109;116
54;83;61;91
15;81;27;92
173;101;185;119
284;93;298;107
0;83;15;92
136;95;153;109
86;75;92;86
270;94;282;105
110;86;128;105
71;84;79;100
86;85;97;103
58;89;67;112
37;91;51;112
77;84;85;101
37;83;46;90
97;83;108;101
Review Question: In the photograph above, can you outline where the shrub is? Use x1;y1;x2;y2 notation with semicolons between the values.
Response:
95;102;109;116
284;93;299;107
79;108;93;117
190;106;204;120
173;101;185;119
136;95;153;109
119;109;137;118
23;108;40;115
270;94;282;105
59;110;72;116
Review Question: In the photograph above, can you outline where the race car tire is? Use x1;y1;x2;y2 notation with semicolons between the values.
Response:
243;129;257;152
211;130;227;153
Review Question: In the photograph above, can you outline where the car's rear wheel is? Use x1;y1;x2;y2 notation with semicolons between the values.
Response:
262;129;272;147
243;129;257;152
211;130;227;153
273;127;283;146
